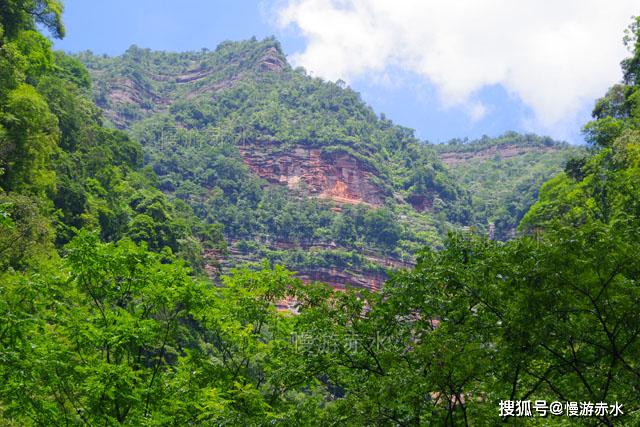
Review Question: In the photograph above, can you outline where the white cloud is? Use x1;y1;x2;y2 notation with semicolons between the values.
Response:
276;0;637;134
468;102;488;122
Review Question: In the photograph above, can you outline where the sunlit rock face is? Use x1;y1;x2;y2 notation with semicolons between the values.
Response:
239;142;386;206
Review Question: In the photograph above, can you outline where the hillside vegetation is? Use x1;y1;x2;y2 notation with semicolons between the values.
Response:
436;132;584;239
78;41;580;284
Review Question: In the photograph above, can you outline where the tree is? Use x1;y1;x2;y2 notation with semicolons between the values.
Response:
0;0;64;39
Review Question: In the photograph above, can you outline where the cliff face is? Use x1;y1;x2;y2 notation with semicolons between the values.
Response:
239;143;387;206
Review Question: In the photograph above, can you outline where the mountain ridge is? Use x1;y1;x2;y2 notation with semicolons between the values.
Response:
77;37;582;287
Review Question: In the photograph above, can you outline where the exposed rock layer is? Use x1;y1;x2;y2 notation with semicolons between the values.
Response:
438;145;560;167
239;143;387;206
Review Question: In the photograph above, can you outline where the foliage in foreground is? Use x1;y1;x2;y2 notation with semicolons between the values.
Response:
2;222;639;425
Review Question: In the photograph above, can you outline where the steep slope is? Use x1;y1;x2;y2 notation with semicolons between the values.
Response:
78;39;464;289
78;38;577;287
435;132;585;239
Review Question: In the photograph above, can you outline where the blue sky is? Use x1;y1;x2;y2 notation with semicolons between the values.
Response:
52;0;638;144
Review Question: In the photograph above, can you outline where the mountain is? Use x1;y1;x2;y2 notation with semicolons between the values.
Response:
77;38;581;289
435;132;585;240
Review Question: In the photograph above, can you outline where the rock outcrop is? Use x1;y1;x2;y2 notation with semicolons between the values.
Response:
257;47;287;72
239;143;387;206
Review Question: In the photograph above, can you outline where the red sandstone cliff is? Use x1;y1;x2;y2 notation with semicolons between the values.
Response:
239;143;387;206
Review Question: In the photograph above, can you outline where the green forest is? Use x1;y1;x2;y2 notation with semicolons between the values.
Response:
1;0;639;425
75;38;585;284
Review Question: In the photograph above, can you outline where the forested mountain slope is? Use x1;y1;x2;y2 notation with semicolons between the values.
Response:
0;6;222;274
435;132;585;239
78;39;580;288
